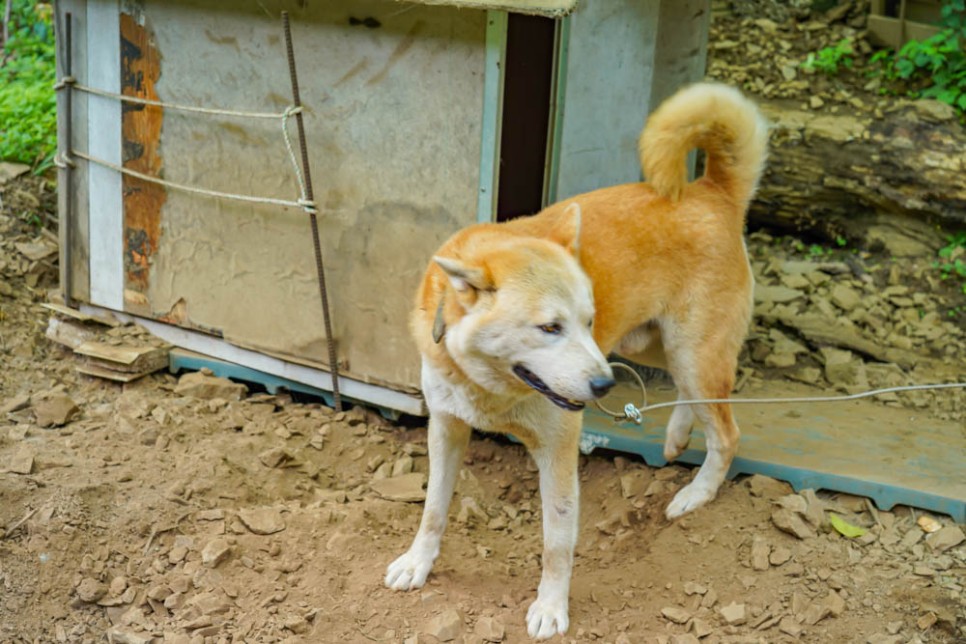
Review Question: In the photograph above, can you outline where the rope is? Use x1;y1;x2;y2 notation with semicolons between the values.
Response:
56;77;295;120
280;105;315;214
595;361;966;424
56;76;317;215
71;150;310;210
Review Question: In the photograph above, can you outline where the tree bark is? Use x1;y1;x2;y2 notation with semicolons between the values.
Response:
748;98;966;254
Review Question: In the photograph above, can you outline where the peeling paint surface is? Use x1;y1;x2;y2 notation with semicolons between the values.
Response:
140;0;485;390
121;10;165;306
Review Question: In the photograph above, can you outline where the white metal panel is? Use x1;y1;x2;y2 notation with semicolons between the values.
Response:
86;0;124;310
551;0;660;201
477;11;507;224
144;0;487;391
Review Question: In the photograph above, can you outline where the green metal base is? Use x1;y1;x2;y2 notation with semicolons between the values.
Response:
581;400;965;523
168;350;400;421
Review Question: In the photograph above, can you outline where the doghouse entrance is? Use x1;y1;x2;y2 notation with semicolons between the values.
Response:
496;13;556;222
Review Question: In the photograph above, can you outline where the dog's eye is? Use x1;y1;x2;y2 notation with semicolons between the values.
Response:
538;323;562;335
587;319;594;329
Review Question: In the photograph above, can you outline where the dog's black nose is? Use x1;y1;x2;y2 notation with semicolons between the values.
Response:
589;376;616;398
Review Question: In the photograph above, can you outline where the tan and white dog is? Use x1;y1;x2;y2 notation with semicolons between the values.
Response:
385;83;768;639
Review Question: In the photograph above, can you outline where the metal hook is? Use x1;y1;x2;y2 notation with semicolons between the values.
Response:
593;362;648;424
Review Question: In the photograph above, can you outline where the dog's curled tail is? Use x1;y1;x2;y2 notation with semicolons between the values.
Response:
639;82;768;211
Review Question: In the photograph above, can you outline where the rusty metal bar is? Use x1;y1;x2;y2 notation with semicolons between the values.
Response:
281;11;342;411
62;10;75;308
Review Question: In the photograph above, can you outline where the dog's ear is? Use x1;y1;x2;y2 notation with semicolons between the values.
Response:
433;256;492;293
549;202;581;258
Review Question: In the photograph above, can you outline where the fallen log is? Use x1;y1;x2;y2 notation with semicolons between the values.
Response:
749;99;966;255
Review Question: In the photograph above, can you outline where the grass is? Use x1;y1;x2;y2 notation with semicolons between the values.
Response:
1;1;57;169
934;231;966;295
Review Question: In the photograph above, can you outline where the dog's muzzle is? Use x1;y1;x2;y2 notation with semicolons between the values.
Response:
512;365;586;411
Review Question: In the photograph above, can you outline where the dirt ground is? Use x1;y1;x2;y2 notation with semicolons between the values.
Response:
2;3;966;643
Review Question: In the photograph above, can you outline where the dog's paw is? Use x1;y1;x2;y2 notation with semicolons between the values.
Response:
665;481;716;519
384;550;434;591
526;597;569;640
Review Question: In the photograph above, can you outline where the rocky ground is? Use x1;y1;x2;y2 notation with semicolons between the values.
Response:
2;2;966;643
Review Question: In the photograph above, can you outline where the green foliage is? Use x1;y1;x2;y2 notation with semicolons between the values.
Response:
1;1;56;167
869;0;966;114
933;231;966;295
801;38;854;75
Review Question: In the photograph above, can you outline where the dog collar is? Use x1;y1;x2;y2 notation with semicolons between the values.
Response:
432;294;446;344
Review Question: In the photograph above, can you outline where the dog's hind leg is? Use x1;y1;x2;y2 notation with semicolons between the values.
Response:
525;414;582;640
664;397;695;462
662;333;742;520
615;324;696;460
385;412;470;590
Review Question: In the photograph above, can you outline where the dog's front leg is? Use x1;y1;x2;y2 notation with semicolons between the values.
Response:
385;412;470;591
526;424;580;639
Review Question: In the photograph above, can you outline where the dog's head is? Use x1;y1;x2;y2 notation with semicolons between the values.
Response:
433;204;614;410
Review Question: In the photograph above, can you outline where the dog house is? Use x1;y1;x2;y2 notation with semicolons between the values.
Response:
54;0;711;415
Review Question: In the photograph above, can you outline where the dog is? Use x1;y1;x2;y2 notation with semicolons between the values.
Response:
385;82;768;639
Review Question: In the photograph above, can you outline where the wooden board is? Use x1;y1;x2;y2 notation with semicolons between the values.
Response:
42;302;121;327
76;363;156;383
74;340;168;373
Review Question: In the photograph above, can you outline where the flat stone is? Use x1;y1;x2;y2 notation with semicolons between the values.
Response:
778;616;803;636
772;508;815;539
830;284;862;311
799;488;827;528
1;393;31;414
746;474;790;498
755;284;805;304
474;616;505;642
426;609;462;642
751;537;771;571
821;348;866;388
456;497;487;525
719;602;746;625
109;577;128;597
392;455;415;477
769;547;793;566
802;602;831;625
146;585;172;601
7;451;34;475
775;494;808;513
925;525;965;552
691;617;713;638
175;371;247;401
15;241;58;262
258;447;291;468
825;591;846;617
282;614;310;634
683;581;708;596
620;470;651;498
670;635;700;644
661;606;691;624
764;352;797;368
189;591;231;615
76;578;108;603
201;538;231;567
105;627;153;644
0;161;31;185
33;393;80;427
370;472;427;502
237;507;286;535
